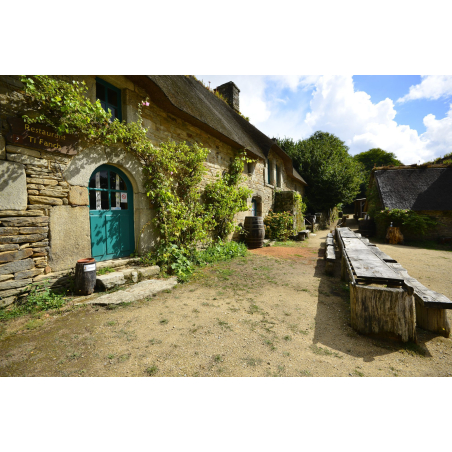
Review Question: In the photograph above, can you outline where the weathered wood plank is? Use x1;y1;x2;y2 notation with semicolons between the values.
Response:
346;249;404;282
342;238;368;250
369;246;398;263
386;263;452;309
325;245;336;261
326;237;334;246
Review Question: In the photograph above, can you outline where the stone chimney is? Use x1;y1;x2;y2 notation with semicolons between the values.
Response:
215;81;240;112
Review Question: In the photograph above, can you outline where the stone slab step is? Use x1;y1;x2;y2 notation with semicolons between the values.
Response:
96;257;141;270
86;277;177;305
96;265;160;290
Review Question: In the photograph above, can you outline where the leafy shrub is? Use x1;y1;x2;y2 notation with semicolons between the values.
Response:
139;241;247;282
0;281;67;321
192;240;247;265
264;210;294;240
375;208;437;236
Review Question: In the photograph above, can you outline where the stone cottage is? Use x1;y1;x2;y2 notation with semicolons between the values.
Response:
0;75;306;307
366;165;452;240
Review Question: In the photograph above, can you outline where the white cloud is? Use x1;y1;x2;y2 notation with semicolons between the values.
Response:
397;75;452;103
421;105;452;156
197;75;452;164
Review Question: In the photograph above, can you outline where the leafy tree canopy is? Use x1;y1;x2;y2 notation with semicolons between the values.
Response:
278;131;364;212
353;148;403;198
353;148;403;173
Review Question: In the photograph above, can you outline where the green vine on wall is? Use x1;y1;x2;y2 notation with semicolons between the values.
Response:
19;75;253;260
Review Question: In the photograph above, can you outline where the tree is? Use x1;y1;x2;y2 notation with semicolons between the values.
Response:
353;148;403;197
278;131;364;212
353;148;402;173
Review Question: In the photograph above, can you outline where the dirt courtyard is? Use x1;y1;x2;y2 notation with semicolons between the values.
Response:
1;229;452;377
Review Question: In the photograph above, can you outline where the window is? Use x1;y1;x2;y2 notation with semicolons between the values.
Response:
96;78;122;121
276;164;281;188
89;167;128;211
267;159;272;184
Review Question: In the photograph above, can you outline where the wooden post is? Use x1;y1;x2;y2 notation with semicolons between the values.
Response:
415;300;451;338
350;284;416;342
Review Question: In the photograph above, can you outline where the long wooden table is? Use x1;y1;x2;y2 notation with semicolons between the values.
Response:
337;228;404;285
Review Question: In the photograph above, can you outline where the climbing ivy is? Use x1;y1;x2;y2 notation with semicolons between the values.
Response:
19;75;252;261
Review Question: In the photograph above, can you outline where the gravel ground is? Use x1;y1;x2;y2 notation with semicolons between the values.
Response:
1;227;451;377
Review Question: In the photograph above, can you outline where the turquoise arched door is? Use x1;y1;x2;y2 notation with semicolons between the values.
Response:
88;165;135;261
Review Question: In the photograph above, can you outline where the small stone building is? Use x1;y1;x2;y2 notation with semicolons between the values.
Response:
366;165;452;240
0;75;306;306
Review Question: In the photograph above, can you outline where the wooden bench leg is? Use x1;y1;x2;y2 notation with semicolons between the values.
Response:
415;300;451;338
325;261;334;276
350;285;416;342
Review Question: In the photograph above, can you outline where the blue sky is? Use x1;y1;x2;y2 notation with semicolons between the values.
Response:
196;75;452;164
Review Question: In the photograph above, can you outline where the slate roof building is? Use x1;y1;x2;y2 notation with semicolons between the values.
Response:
367;165;452;239
0;75;307;305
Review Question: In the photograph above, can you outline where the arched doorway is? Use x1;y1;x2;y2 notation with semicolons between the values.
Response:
88;165;135;261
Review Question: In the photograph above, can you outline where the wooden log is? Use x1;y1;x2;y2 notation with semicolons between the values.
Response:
350;284;416;343
415;299;451;338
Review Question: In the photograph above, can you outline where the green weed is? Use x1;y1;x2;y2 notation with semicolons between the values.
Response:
146;365;158;376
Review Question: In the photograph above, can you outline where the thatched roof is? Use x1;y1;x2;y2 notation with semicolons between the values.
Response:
127;75;306;185
374;167;452;211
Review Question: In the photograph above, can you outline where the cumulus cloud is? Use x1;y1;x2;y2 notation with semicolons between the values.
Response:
197;75;452;164
397;75;452;103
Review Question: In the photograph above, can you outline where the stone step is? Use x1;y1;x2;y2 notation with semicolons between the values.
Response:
96;265;160;290
86;277;177;305
96;257;141;270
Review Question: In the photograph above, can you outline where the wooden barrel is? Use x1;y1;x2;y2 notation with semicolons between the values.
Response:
74;258;97;296
244;216;265;249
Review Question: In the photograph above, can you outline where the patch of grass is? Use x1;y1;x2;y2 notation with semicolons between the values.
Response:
401;342;427;357
106;321;117;326
118;354;131;363
149;338;162;345
247;304;260;314
217;319;232;331
25;319;44;330
264;339;276;351
353;369;364;377
283;335;292;341
283;311;291;316
115;329;136;341
97;266;115;276
159;319;169;325
213;354;223;363
242;357;263;366
310;344;342;358
67;352;81;361
299;370;311;376
146;365;158;376
107;353;115;360
192;308;200;313
283;352;290;357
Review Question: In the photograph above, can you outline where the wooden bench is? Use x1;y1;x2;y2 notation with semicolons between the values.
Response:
386;262;451;338
298;230;310;241
324;233;336;275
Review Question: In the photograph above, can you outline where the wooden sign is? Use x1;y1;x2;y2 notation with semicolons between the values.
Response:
6;118;79;155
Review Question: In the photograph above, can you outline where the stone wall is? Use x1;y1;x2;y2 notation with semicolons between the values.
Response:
0;75;306;307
